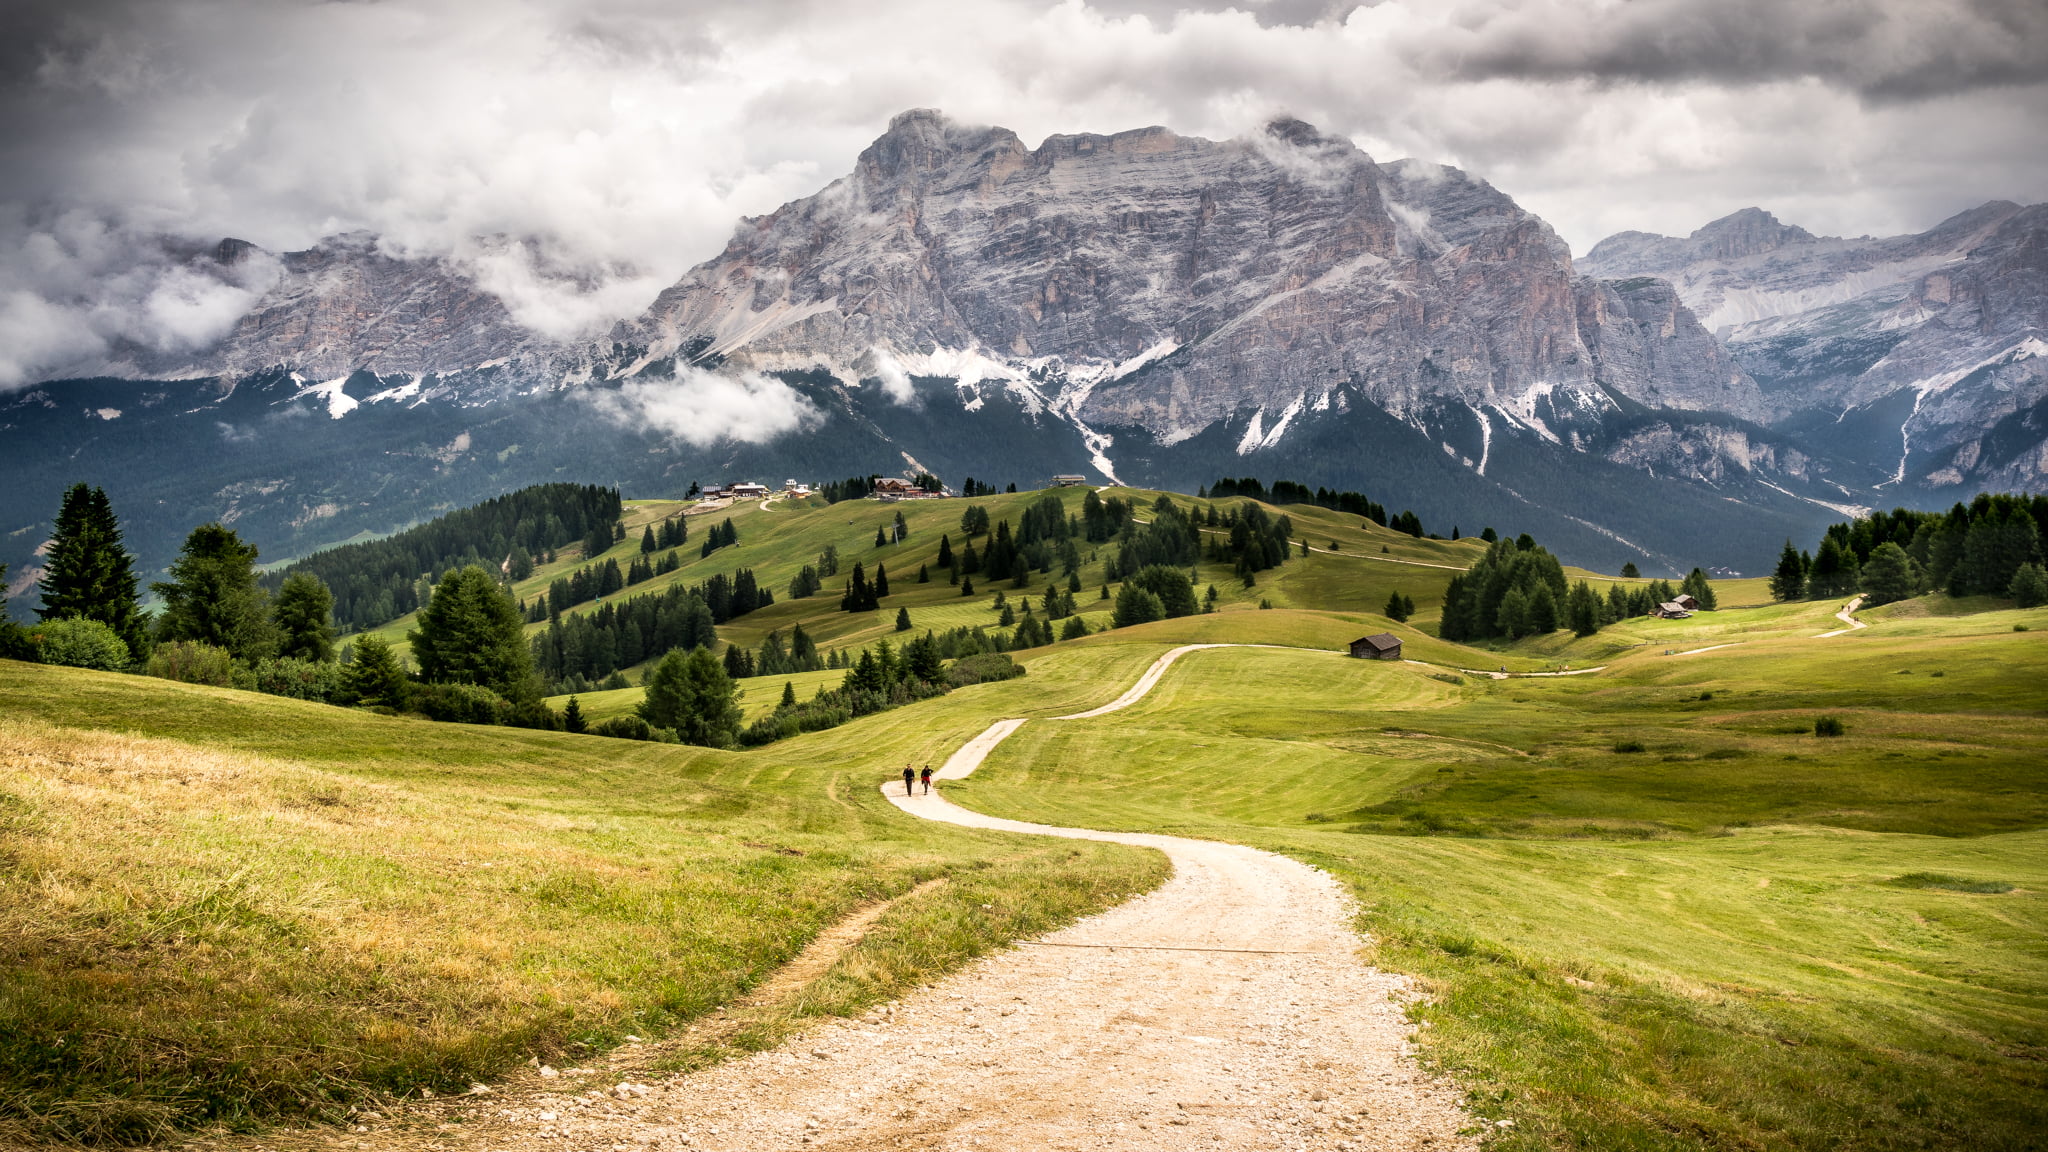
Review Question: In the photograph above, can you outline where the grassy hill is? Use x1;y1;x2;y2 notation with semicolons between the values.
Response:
952;601;2048;1151
5;483;2045;1150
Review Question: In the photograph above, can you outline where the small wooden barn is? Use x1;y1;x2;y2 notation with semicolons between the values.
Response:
1349;632;1403;660
1673;593;1700;611
1653;601;1694;619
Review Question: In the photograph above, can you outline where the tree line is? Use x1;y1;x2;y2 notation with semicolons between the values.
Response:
265;483;621;632
1201;476;1413;531
1771;493;2048;607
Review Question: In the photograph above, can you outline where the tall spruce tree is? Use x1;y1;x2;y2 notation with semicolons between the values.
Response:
407;565;532;694
272;572;338;661
1769;540;1807;601
37;483;147;656
154;523;275;659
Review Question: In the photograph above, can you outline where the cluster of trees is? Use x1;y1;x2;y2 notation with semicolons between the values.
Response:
937;497;1089;589
959;478;1015;497
1080;490;1137;541
736;637;1021;748
839;561;892;612
1111;565;1200;627
699;518;739;557
1439;537;1574;641
1441;535;1723;641
532;549;686;619
719;624;825;679
819;475;880;503
1206;501;1295;582
529;567;771;686
875;510;909;547
265;483;620;632
1772;494;2048;607
642;515;689;552
1201;477;1397;527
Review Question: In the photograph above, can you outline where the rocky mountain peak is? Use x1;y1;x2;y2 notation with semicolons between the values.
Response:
1688;207;1816;259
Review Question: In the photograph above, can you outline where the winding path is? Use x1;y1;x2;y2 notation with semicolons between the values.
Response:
419;646;1477;1152
651;646;1473;1150
1816;596;1867;638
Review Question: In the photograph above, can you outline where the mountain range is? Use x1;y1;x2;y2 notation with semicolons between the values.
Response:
4;109;2043;597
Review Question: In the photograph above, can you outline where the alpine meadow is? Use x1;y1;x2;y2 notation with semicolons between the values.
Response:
5;6;2048;1151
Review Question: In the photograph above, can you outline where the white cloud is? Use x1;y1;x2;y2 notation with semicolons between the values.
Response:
592;365;823;447
0;0;2041;387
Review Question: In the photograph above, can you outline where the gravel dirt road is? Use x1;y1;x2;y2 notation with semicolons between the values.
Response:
274;647;1479;1152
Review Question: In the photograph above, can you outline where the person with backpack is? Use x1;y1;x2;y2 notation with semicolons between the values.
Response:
901;764;916;796
920;765;934;794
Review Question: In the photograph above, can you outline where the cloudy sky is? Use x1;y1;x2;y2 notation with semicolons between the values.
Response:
2;0;2044;387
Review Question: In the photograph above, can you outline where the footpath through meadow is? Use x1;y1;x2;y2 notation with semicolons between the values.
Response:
290;647;1478;1152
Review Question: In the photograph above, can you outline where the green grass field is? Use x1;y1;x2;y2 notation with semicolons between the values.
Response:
948;603;2048;1151
0;659;1168;1145
8;485;2047;1151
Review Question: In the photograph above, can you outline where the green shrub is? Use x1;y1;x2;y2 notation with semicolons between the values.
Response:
33;618;130;671
947;653;1025;687
1612;740;1646;753
409;682;509;725
592;714;655;741
1814;716;1846;737
145;640;235;686
1430;672;1464;686
250;656;351;704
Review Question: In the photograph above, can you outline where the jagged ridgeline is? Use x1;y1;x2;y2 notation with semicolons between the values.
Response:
263;484;621;633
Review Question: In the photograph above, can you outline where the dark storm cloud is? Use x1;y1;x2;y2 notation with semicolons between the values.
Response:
0;0;2042;387
1410;0;2048;101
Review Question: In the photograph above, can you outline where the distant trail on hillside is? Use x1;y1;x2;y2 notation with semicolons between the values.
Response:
1816;596;1868;637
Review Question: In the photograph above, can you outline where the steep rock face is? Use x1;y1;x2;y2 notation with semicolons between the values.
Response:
629;110;1757;450
1584;202;2048;492
122;233;568;383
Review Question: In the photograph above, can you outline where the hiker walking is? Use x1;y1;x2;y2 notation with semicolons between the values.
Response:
920;765;934;794
902;764;916;797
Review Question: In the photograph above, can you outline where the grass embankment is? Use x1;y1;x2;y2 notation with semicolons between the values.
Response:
953;599;2048;1151
0;658;1170;1145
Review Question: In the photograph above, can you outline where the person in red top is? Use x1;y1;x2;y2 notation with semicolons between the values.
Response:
920;765;934;794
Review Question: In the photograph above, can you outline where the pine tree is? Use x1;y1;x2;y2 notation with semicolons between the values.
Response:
563;696;588;734
1384;590;1410;622
343;635;409;707
1680;568;1719;611
640;647;741;747
874;563;890;597
154;523;276;660
641;526;657;554
961;576;975;596
36;483;146;655
1859;542;1920;607
1769;540;1806;602
1568;581;1602;637
917;563;930;584
894;510;908;542
273;571;338;661
1528;583;1560;633
2009;562;2048;608
780;680;798;708
1112;584;1164;628
875;524;889;548
1620;561;1640;579
937;534;954;568
1496;587;1531;638
408;566;534;694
